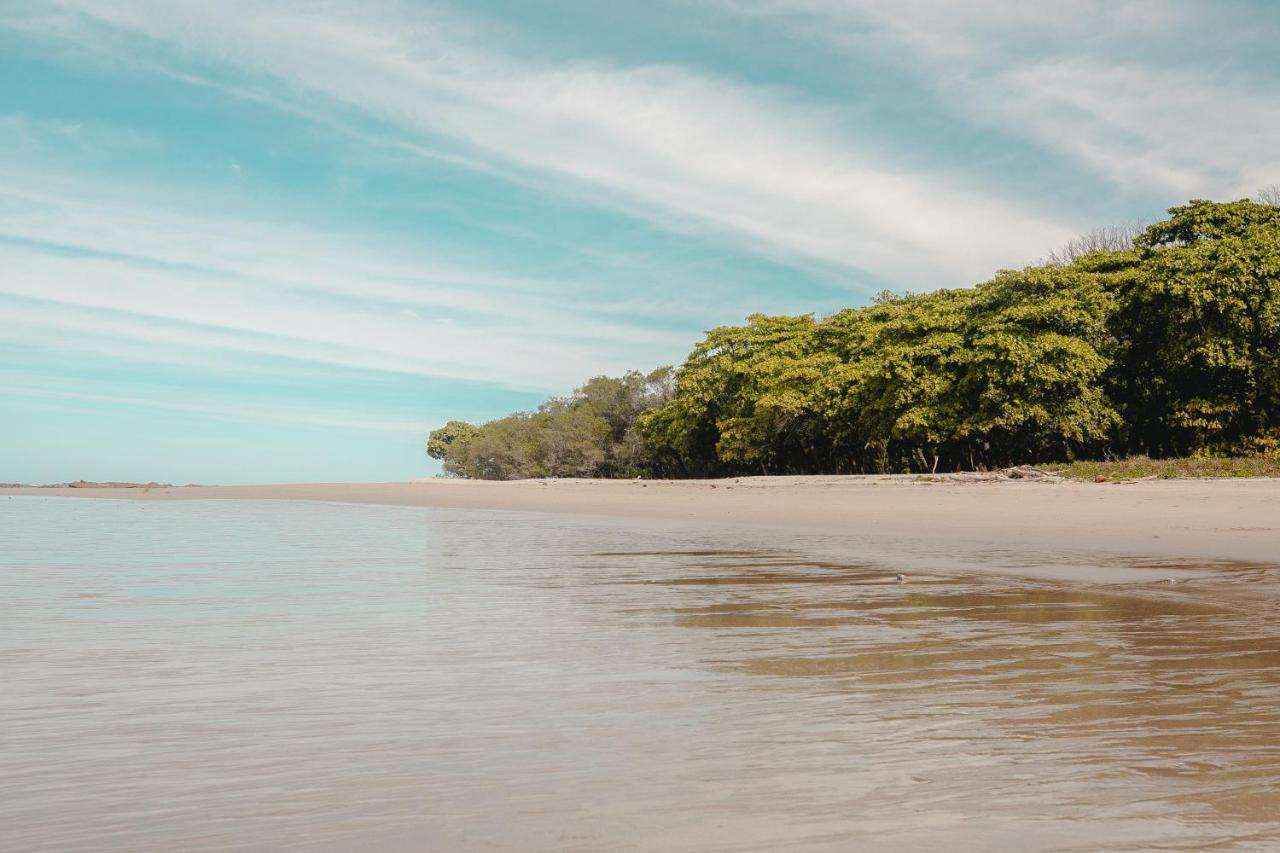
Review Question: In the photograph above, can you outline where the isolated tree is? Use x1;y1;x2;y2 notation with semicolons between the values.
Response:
638;314;831;476
531;400;609;477
1043;223;1145;266
817;290;971;472
1255;184;1280;207
953;266;1119;464
1112;200;1280;454
456;414;542;480
426;420;479;476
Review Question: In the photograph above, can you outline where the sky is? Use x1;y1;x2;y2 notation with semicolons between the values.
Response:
2;0;1278;484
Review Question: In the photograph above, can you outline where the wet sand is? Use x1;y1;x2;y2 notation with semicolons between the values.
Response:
6;477;1280;583
4;498;1280;851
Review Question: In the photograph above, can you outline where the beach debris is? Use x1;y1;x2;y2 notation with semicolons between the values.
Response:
895;573;908;584
896;466;1066;484
1162;577;1179;585
1005;466;1059;481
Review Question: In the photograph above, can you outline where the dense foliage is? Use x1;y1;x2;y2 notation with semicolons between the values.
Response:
427;368;676;479
429;199;1280;479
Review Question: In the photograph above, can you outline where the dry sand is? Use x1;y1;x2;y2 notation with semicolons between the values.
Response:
6;476;1279;583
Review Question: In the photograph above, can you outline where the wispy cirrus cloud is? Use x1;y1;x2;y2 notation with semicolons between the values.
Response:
720;0;1280;199
19;0;1076;286
720;0;1202;60
0;175;690;391
2;380;431;434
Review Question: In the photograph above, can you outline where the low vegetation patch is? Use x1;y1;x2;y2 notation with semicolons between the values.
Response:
1050;457;1280;482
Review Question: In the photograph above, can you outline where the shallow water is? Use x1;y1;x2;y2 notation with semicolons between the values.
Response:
2;497;1279;852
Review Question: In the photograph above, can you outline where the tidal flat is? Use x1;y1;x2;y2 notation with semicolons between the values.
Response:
3;494;1279;851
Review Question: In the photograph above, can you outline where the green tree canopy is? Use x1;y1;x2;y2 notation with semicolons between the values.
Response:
429;197;1280;478
1112;200;1280;455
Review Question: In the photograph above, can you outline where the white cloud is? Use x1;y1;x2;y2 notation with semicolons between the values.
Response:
721;0;1280;199
0;172;693;391
1;380;430;434
984;59;1280;198
0;248;674;392
30;0;1076;285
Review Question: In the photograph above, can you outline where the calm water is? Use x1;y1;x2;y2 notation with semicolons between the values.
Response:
3;497;1280;852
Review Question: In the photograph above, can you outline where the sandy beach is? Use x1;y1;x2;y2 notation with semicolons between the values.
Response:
8;476;1279;582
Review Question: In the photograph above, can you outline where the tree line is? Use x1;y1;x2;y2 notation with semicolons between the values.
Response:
429;197;1280;479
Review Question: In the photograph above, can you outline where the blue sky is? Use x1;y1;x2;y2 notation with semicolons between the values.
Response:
2;0;1278;484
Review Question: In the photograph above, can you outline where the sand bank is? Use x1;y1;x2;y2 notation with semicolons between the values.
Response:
6;476;1279;583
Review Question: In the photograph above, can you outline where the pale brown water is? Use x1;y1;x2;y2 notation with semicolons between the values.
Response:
2;497;1279;852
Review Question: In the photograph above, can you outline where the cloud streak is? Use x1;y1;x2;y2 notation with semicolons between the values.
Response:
2;380;430;434
723;0;1280;199
985;59;1280;198
0;170;695;391
29;0;1075;285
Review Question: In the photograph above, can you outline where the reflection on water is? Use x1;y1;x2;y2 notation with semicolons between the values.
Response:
2;497;1280;852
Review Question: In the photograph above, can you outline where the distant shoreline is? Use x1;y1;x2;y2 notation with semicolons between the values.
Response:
2;480;182;489
7;476;1279;583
